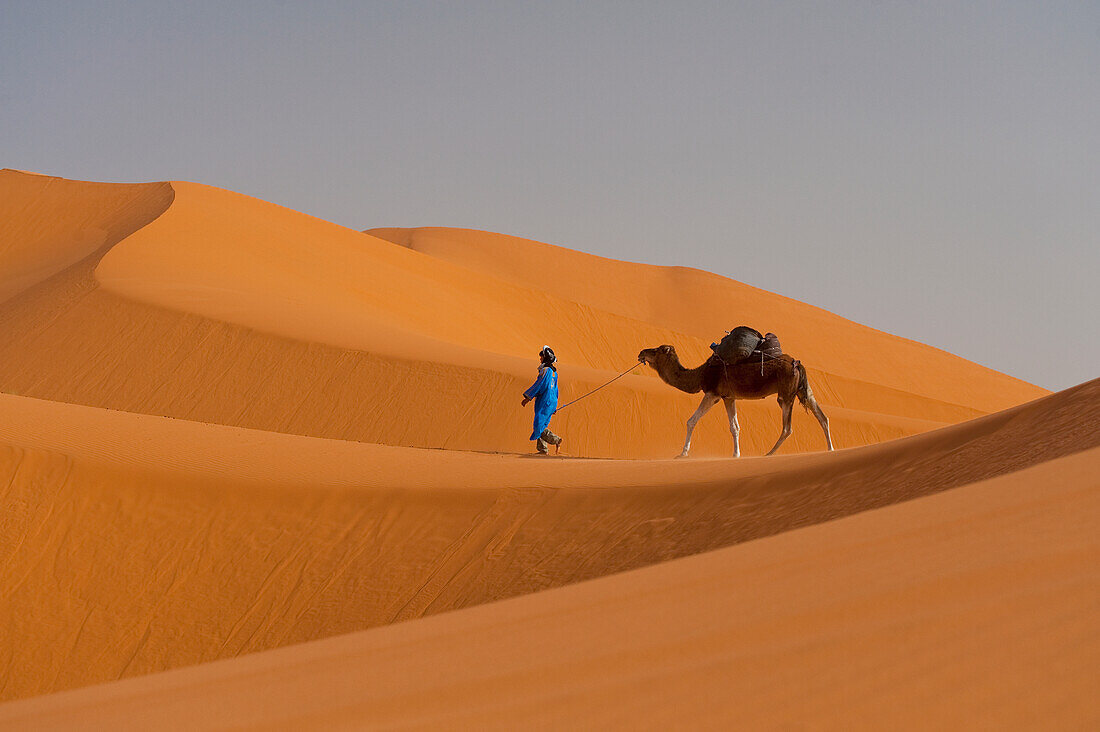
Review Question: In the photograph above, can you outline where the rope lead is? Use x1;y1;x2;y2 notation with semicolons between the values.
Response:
554;363;641;414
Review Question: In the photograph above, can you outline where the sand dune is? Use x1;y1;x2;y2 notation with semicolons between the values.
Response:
2;402;1097;728
0;171;172;303
367;226;1042;412
0;170;1090;725
0;375;1094;703
0;171;1044;459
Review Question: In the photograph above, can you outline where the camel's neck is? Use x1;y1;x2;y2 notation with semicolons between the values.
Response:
654;355;706;394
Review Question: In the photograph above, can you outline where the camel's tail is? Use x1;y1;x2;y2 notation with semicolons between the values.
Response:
794;359;813;411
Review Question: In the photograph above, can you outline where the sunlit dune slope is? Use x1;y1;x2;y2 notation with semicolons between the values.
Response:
6;444;1096;730
0;378;1095;701
368;226;1045;413
0;171;1045;458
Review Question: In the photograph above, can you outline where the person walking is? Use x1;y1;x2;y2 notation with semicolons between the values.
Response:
521;346;563;454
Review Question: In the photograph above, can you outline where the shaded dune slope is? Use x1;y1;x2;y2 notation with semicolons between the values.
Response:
5;444;1096;729
0;171;173;303
0;378;1095;701
0;171;1045;458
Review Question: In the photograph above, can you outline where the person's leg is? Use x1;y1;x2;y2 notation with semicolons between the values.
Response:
537;428;561;454
542;428;562;453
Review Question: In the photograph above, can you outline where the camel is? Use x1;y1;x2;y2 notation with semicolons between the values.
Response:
637;345;834;457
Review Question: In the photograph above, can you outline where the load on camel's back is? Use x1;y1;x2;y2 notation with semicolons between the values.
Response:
710;326;782;364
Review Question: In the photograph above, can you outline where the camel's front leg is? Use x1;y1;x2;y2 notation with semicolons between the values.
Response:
765;399;794;456
723;398;740;457
680;393;720;457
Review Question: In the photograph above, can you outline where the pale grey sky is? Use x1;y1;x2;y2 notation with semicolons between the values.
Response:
3;1;1097;390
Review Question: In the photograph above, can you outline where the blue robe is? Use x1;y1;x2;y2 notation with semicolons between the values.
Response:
523;365;558;440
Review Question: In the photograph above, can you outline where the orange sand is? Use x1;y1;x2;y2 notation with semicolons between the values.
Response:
0;170;1092;726
0;170;1044;460
4;441;1096;729
0;376;1094;704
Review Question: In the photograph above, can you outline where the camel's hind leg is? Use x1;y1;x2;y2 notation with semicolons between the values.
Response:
766;398;794;456
680;393;720;458
805;395;834;451
723;397;740;457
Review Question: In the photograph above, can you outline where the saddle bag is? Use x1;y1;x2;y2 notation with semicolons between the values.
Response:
759;332;782;359
710;326;764;363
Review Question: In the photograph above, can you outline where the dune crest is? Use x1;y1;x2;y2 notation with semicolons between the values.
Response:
0;170;172;304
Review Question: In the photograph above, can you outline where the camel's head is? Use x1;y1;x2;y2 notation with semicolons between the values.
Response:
638;345;675;368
